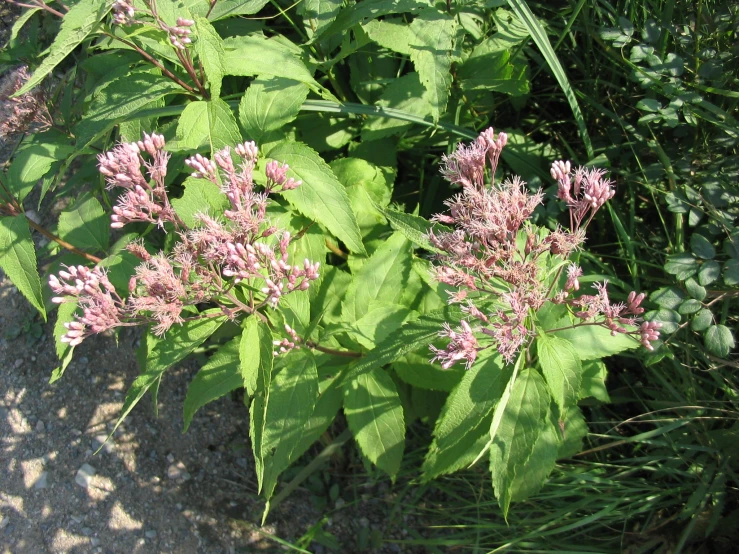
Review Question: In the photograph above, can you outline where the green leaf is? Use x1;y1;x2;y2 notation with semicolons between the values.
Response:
253;349;319;499
664;253;699;280
238;76;309;144
222;35;328;97
690;233;716;259
698;260;721;286
509;406;560;502
240;315;272;396
331;157;392;208
678;298;703;315
505;0;593;158
0;214;45;319
363;18;414;56
57;193;109;253
536;334;582;416
422;354;511;480
266;141;365;254
651;286;686;309
74;70;181;147
146;311;226;374
361;73;432;141
724;259;739;286
344;367;405;477
291;375;344;462
691;308;713;332
407;8;456;121
313;0;431;42
579;360;610;403
339;306;463;384
7;142;74;203
207;0;270;21
551;320;638;360
344;302;414;349
705;325;735;358
310;265;352;324
341;233;411;322
14;0;110;97
300;0;343;38
194;16;225;98
394;351;464;392
371;204;449;253
50;301;77;383
170;178;230;228
684;278;707;301
457;26;529;94
558;405;588;458
175;99;242;153
489;367;550;518
183;336;242;431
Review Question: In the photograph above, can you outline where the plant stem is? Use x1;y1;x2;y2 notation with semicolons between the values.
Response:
26;218;103;263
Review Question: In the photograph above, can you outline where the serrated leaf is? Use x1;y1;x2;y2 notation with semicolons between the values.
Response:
509;406;560;502
341;233;411;322
490;367;550;517
394;351;464;392
705;325;735;358
0;214;45;318
291;375;344;462
74;70;181;147
170;178;229;228
422;353;510;480
579;360;610;403
194;16;225;98
691;308;713;332
363;18;414;56
7;142;74;202
183;336;242;431
361;73;432;141
690;233;716;259
175;99;242;153
344;367;405;477
551;319;638;360
407;8;456;120
339;306;463;384
300;0;343;39
558;405;588;458
207;0;270;20
537;334;582;416
313;0;432;43
240;315;272;397
371;204;450;253
222;35;326;97
14;0;110;97
238;76;309;144
346;302;415;349
266;141;365;254
253;349;319;499
57;193;108;252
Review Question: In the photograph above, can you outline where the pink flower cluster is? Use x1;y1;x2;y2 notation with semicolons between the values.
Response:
50;133;320;345
428;127;660;368
0;65;52;139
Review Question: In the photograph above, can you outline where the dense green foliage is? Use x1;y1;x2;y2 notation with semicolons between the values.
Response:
0;0;736;550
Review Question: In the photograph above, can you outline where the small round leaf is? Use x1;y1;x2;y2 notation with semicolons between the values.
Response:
698;260;721;286
645;309;680;334
723;259;739;286
678;299;702;315
664;253;699;280
650;287;685;310
684;278;706;301
691;309;713;332
689;233;716;259
705;325;735;358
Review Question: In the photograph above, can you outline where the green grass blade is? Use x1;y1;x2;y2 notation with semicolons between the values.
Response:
506;0;594;159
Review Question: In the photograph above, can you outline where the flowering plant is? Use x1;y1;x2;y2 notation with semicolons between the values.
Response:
0;0;663;519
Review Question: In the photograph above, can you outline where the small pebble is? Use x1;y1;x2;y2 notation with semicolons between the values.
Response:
145;530;157;539
75;463;96;488
167;461;191;481
90;538;101;547
33;471;48;489
35;420;45;432
82;527;93;536
92;436;114;454
13;359;23;368
359;517;370;528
